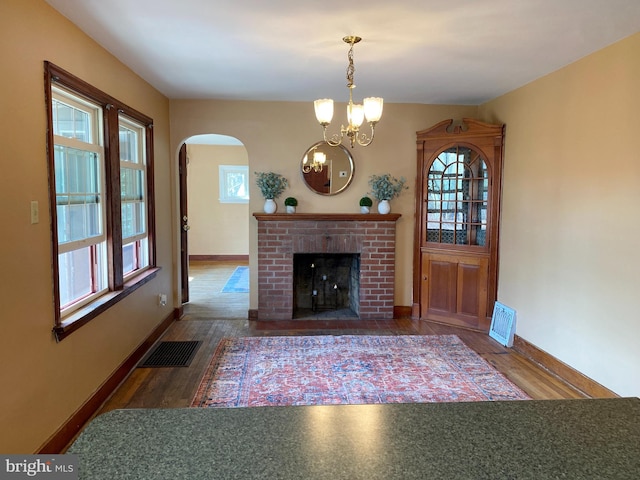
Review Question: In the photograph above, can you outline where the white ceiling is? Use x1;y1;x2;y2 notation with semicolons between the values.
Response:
45;0;640;105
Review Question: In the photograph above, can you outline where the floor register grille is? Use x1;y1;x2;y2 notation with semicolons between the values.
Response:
138;341;202;368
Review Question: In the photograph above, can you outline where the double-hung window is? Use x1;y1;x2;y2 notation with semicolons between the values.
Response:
120;117;149;276
52;88;108;310
45;62;157;340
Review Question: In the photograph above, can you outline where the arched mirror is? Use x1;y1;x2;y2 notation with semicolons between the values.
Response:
300;141;354;195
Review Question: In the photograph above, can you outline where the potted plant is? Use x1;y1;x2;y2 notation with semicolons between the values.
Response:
284;197;298;214
359;196;373;214
368;173;408;214
255;171;289;213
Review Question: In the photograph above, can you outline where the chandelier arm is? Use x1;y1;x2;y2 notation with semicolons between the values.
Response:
355;123;376;147
322;126;344;147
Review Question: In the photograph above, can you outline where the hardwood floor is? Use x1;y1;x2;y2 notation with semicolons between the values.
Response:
97;261;586;417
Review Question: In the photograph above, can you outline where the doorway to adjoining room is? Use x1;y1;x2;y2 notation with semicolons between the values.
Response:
180;134;249;320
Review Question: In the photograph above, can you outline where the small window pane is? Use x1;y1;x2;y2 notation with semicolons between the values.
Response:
121;167;144;200
56;196;101;243
119;125;139;164
121;167;145;239
475;226;487;246
122;242;135;275
121;202;146;238
123;237;149;276
59;248;93;307
58;243;106;309
52;98;91;142
55;146;103;244
54;146;100;194
427;230;440;242
219;165;249;203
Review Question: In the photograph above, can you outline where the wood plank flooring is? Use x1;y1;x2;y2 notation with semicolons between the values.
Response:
97;260;586;417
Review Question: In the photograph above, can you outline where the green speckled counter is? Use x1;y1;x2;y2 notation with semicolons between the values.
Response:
69;398;640;479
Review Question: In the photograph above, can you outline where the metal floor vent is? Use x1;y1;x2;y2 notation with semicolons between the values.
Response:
138;341;202;368
489;302;517;347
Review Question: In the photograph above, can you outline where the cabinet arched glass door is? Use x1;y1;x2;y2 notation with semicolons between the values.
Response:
426;146;489;247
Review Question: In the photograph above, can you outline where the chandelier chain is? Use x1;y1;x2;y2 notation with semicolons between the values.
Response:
346;42;355;88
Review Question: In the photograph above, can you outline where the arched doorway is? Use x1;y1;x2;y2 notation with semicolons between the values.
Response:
179;134;249;318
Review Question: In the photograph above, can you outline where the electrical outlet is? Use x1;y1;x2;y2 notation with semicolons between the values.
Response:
30;201;39;224
158;294;167;307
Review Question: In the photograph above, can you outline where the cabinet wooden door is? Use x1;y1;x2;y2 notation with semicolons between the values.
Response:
421;252;489;330
413;119;504;331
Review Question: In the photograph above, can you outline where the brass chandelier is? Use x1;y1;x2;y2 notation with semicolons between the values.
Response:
314;36;383;148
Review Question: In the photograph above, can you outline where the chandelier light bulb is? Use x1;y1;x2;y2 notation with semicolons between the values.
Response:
314;99;334;125
347;103;365;127
363;97;383;123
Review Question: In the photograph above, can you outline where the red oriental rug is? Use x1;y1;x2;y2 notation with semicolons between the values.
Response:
191;335;530;408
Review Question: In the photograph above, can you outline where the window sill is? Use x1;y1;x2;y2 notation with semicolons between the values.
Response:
53;267;160;342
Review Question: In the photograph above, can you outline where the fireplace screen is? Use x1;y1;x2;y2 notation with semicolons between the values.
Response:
293;253;360;319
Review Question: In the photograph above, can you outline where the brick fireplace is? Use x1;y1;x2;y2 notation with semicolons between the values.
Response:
253;213;401;320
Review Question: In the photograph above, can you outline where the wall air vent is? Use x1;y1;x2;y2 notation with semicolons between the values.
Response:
489;302;517;347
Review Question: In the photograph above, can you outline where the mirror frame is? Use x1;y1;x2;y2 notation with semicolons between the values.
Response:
300;141;355;196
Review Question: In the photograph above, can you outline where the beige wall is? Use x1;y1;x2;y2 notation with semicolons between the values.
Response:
170;101;479;310
186;144;249;256
480;31;640;397
0;0;173;452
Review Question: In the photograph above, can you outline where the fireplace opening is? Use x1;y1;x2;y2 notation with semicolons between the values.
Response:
293;253;360;319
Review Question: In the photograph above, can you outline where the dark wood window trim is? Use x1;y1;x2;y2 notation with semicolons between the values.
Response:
53;268;160;342
44;61;157;341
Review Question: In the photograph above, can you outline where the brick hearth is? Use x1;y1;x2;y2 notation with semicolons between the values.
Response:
253;213;401;320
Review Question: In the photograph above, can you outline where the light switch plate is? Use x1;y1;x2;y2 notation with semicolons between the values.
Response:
30;201;39;224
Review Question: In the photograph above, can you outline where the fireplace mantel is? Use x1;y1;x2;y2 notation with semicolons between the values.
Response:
253;213;401;222
254;212;401;320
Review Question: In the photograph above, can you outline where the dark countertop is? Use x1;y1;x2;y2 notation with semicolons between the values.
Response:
68;398;640;479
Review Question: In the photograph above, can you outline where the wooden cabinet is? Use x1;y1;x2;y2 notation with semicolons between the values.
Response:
413;119;504;331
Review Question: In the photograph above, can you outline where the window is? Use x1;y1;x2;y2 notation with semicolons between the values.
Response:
219;165;249;203
120;117;149;276
45;62;157;340
52;91;108;310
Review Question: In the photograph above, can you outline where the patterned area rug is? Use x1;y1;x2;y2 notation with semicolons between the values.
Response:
220;266;249;293
191;335;530;408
